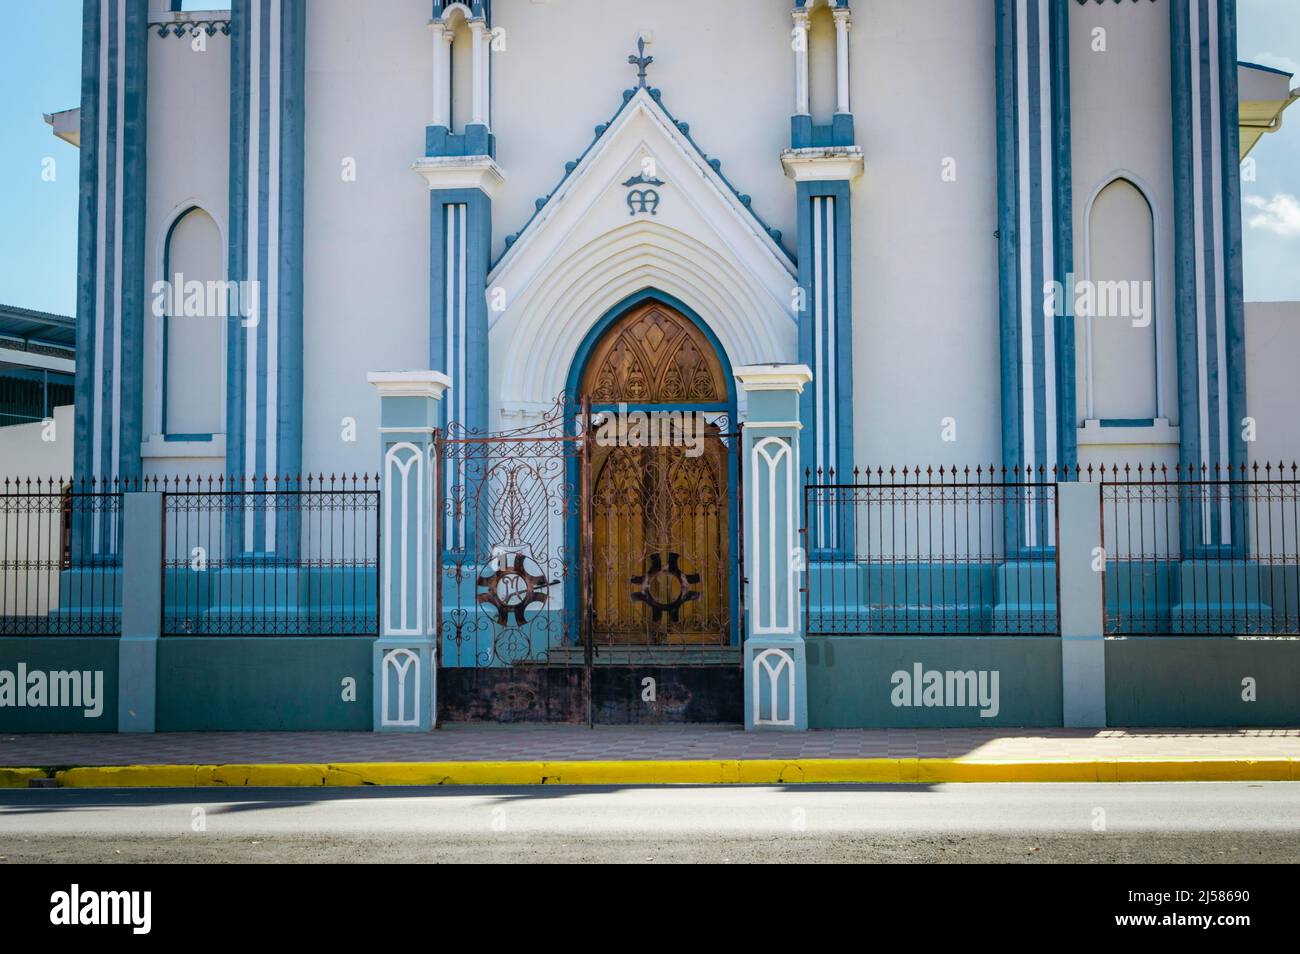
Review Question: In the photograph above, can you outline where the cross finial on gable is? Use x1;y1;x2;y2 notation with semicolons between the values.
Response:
628;36;653;88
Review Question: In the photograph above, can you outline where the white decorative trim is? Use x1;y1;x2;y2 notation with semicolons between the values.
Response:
411;155;506;198
753;647;795;727
368;370;452;399
752;436;796;636
141;434;227;460
148;200;230;442
780;148;865;182
380;648;420;727
734;364;813;392
1080;170;1167;423
383;442;424;636
1078;419;1179;448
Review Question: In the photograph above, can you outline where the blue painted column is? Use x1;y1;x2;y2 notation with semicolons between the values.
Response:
225;0;306;557
783;157;862;556
417;2;504;554
73;0;150;556
1170;0;1249;554
995;0;1075;550
368;371;450;732
738;365;812;731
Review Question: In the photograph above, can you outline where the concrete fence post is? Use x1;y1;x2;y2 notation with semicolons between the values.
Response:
1056;480;1107;727
118;491;163;732
736;364;813;731
368;370;450;732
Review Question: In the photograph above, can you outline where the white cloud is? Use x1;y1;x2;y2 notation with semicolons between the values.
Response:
1247;51;1300;75
1245;193;1300;238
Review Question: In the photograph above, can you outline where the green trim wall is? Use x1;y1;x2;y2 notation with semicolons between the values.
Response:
806;637;1063;729
0;638;119;732
1106;639;1300;727
156;638;372;730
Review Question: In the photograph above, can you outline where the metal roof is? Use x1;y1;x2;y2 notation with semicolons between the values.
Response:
0;303;77;353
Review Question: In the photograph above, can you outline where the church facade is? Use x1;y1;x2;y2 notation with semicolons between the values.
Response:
3;0;1300;732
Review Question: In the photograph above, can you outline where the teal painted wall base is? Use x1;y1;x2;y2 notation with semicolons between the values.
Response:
806;560;1056;635
806;636;1063;728
117;636;156;732
0;638;119;731
156;638;373;730
1105;638;1300;726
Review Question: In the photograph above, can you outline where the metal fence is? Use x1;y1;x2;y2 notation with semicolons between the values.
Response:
803;466;1059;636
160;474;380;636
1100;463;1300;636
0;477;123;635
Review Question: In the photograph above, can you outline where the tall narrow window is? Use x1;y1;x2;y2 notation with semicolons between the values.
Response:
161;208;224;437
1089;178;1157;422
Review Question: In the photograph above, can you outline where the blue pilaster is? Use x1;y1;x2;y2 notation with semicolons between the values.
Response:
738;365;812;731
1170;0;1249;554
369;371;450;732
225;0;307;557
73;0;149;558
995;0;1075;550
795;179;855;555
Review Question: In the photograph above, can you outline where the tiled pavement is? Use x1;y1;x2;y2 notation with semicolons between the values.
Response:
3;724;1300;766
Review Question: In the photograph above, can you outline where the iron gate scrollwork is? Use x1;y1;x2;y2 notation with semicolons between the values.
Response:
437;397;587;671
435;396;744;724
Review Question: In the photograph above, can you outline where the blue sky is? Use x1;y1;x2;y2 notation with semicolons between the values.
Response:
1;0;1298;317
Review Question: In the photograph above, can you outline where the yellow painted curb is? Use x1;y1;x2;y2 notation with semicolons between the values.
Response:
2;756;1292;787
0;767;47;788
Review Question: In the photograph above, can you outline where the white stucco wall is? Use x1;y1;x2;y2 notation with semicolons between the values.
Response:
850;0;1001;468
1245;302;1300;469
302;0;431;479
0;405;74;480
128;1;1286;485
143;27;231;477
1069;0;1178;431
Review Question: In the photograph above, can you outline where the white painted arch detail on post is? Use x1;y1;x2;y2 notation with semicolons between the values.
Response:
380;647;421;728
753;647;796;727
752;435;797;636
1080;169;1168;422
383;441;424;637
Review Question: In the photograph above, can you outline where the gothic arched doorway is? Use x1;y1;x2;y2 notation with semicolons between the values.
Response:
578;299;738;655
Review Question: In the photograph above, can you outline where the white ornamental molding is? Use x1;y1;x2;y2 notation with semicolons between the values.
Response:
753;647;796;727
381;647;421;728
752;436;797;636
383;441;424;636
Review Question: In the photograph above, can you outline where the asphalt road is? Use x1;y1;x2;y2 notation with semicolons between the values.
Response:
2;782;1298;863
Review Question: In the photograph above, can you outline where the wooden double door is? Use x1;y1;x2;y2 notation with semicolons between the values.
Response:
580;301;735;649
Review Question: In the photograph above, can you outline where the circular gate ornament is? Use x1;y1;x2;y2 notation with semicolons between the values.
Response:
630;551;701;623
476;552;551;627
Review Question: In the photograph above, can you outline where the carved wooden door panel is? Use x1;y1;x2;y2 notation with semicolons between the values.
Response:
581;302;731;648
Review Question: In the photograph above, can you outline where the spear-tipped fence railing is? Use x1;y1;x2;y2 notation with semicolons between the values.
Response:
158;473;380;636
0;476;123;635
802;465;1059;636
1094;462;1300;636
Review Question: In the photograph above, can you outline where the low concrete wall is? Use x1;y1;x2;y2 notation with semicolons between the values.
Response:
156;638;373;730
805;637;1063;728
1105;638;1300;726
0;637;118;732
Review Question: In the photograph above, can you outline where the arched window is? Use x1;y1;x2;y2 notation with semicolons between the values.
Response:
807;1;838;124
448;8;474;133
156;207;224;439
1087;177;1158;422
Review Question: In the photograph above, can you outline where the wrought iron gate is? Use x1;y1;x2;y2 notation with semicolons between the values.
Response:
435;397;743;724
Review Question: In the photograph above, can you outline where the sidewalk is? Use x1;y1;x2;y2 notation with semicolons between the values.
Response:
4;725;1300;787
